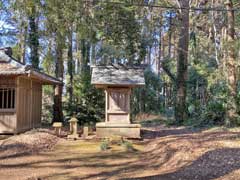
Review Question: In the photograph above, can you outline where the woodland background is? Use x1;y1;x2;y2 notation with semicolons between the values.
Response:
0;0;240;127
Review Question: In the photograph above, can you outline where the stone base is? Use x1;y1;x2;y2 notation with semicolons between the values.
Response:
96;122;141;138
67;134;79;140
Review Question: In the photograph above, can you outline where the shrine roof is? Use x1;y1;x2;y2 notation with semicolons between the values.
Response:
0;47;62;85
91;64;146;87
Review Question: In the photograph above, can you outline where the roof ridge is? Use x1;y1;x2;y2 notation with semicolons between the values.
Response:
91;63;148;69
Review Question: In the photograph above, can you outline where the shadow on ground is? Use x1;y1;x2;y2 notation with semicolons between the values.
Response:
141;127;196;139
124;148;240;180
140;117;198;139
1;125;240;180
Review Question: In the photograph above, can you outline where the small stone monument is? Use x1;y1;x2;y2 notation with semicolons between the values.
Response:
52;122;63;136
91;64;145;138
67;116;79;139
82;125;89;138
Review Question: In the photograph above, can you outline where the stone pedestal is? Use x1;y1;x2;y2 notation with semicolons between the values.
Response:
96;87;141;138
96;122;141;138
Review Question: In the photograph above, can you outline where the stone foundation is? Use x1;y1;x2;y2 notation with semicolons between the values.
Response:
96;122;141;138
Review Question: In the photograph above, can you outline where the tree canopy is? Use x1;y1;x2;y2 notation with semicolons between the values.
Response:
0;0;240;126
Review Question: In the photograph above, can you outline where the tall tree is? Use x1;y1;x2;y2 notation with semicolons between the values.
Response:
95;1;142;64
225;0;238;124
175;0;190;123
53;32;64;123
28;2;39;69
9;0;39;65
67;28;74;106
43;0;66;122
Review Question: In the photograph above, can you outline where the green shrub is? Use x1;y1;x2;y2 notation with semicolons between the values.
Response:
100;139;110;151
121;140;135;152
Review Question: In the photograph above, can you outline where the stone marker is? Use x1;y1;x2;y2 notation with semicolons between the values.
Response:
67;116;79;139
82;126;89;138
52;122;63;136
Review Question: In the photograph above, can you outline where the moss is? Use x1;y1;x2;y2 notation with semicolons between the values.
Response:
100;139;110;151
53;139;144;156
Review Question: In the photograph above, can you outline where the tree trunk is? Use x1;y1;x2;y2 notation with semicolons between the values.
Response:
67;29;74;106
148;46;152;65
225;0;238;124
19;20;27;64
211;0;219;66
81;39;87;72
80;39;91;73
157;28;162;77
168;11;173;57
91;43;96;65
76;35;81;74
162;32;165;59
53;34;64;123
28;5;39;69
175;0;190;124
53;84;63;122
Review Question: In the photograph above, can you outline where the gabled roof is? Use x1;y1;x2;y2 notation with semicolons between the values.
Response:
0;49;62;85
91;64;145;87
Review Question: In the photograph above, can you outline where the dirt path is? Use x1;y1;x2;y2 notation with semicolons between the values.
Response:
1;126;240;180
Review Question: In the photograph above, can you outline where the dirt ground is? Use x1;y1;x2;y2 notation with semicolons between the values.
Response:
1;122;240;180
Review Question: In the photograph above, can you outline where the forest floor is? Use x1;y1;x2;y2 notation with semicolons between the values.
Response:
1;117;240;180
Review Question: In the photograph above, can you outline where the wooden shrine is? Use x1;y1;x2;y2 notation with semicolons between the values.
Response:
91;64;145;138
0;47;62;134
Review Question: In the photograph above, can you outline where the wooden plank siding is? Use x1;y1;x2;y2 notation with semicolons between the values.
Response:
31;81;42;128
16;76;31;133
16;76;42;133
0;49;61;134
105;88;131;124
0;76;17;133
0;113;17;133
0;75;43;134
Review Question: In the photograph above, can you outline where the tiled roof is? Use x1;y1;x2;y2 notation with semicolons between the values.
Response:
0;51;26;75
91;64;145;87
0;49;62;85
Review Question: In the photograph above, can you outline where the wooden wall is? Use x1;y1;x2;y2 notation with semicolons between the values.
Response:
16;77;31;132
16;76;42;133
31;81;42;128
106;88;131;124
0;76;43;134
0;113;16;133
0;76;17;133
